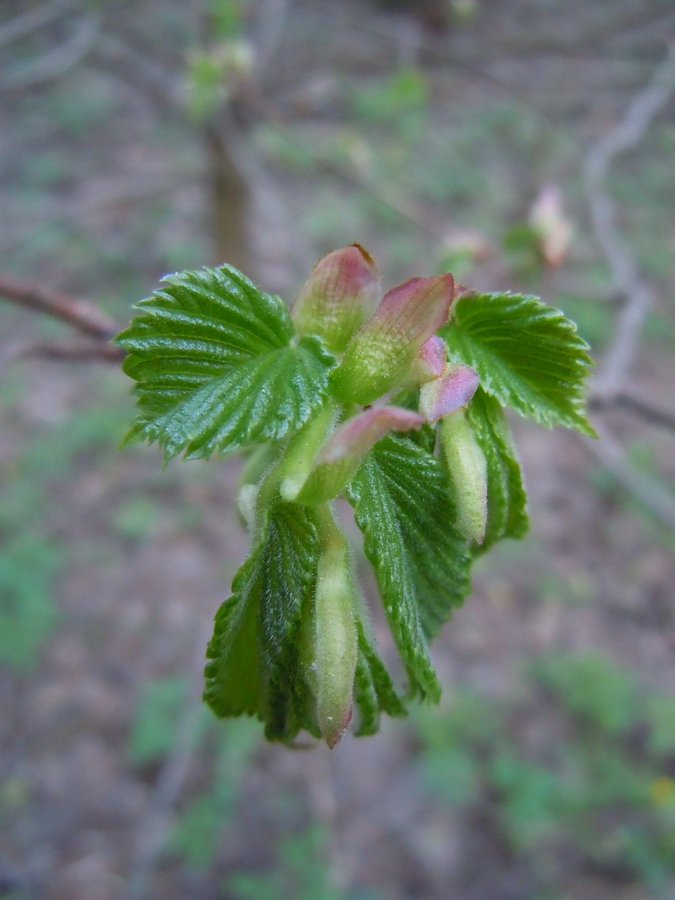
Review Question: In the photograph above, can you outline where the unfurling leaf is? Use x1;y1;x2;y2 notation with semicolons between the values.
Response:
332;274;455;405
347;435;472;700
295;405;425;505
353;616;407;736
465;388;529;552
439;408;488;545
204;498;321;742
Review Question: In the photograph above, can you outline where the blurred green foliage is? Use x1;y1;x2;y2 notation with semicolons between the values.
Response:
351;67;429;143
0;534;60;671
127;675;194;765
127;672;260;870
413;653;675;892
0;378;132;672
228;824;382;900
111;496;166;542
169;715;260;869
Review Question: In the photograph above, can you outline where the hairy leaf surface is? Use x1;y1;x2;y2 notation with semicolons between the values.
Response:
115;266;335;459
465;389;529;553
204;499;321;743
353;617;407;736
442;292;595;436
347;435;472;702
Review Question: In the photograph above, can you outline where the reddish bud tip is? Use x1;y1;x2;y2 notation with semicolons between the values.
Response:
317;406;426;465
373;273;455;348
296;405;425;505
292;245;380;352
333;273;455;405
403;335;447;389
419;336;447;378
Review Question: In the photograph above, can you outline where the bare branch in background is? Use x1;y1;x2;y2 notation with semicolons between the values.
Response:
0;272;120;340
253;0;294;72
582;425;675;531
10;341;125;364
0;174;200;256
586;43;675;397
579;44;675;529
94;33;182;113
589;393;675;434
0;12;101;92
0;0;72;50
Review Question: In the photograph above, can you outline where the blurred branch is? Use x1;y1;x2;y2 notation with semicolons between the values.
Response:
0;173;199;256
589;393;675;434
582;424;675;531
0;12;101;91
7;341;124;364
93;33;182;113
580;44;675;529
586;43;675;397
0;272;120;340
253;0;294;72
461;6;675;63
0;0;71;49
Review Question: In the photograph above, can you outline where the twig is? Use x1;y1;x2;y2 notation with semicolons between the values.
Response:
582;424;675;531
0;13;101;91
0;0;71;49
0;173;199;256
0;273;120;340
589;392;675;434
585;43;675;396
253;0;294;73
93;33;182;113
10;341;125;364
580;45;675;528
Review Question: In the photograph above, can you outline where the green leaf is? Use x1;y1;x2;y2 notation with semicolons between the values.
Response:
353;616;407;736
203;545;267;720
347;435;472;702
204;498;321;744
115;265;335;460
259;502;321;742
441;292;595;436
465;388;529;552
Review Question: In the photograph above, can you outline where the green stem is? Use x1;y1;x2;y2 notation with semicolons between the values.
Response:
278;398;341;501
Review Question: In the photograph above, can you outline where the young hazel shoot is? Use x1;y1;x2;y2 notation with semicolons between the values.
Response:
115;244;594;747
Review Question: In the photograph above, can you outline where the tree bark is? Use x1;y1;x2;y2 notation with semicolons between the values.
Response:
203;124;251;272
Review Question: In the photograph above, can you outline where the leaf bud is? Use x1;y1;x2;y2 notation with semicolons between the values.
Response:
296;406;425;505
291;244;380;353
440;408;487;544
331;274;455;405
313;527;358;748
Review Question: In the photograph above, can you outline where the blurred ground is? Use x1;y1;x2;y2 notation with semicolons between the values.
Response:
1;2;675;899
